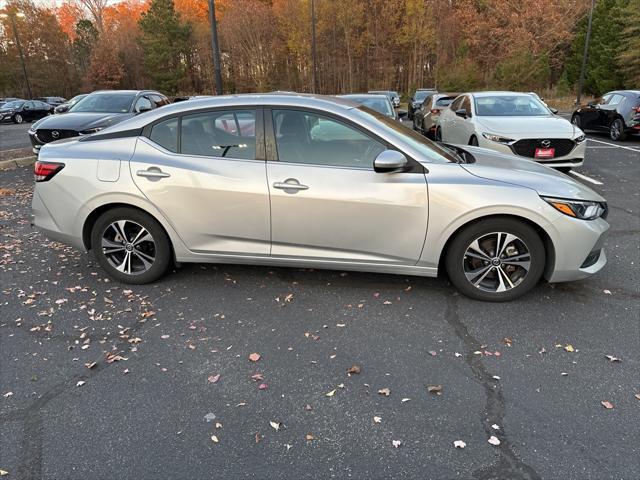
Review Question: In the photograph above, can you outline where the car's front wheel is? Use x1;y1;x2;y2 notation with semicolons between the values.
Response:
91;207;172;284
609;118;627;141
571;114;581;129
445;218;545;301
13;114;23;124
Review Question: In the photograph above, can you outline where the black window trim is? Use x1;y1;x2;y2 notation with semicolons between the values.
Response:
263;105;425;173
141;105;265;161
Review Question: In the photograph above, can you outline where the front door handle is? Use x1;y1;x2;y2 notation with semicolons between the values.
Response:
273;179;309;192
137;168;170;179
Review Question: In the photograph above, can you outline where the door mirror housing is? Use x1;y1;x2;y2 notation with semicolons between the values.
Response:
374;150;408;173
455;108;468;118
549;107;559;114
136;105;152;114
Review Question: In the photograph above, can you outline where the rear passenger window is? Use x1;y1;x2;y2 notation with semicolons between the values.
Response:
181;110;256;159
150;118;178;152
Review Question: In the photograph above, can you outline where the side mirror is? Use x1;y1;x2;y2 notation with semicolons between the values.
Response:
550;107;558;114
455;108;468;118
136;105;152;114
397;109;408;120
374;150;408;173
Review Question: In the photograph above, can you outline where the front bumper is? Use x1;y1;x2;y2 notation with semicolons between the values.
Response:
477;136;586;168
547;215;609;283
28;130;44;155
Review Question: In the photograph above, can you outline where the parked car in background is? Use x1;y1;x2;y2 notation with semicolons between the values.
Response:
408;88;437;120
436;92;586;171
571;90;640;141
35;96;67;107
54;94;88;114
413;93;458;138
28;90;170;155
0;99;53;124
368;90;400;108
32;94;608;302
338;94;397;120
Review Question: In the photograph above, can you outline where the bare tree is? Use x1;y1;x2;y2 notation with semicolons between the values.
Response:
78;0;109;33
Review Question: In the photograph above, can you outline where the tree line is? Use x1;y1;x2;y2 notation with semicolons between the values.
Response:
0;0;638;100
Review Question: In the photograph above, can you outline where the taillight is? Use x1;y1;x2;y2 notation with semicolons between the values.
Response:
430;108;441;115
34;161;65;182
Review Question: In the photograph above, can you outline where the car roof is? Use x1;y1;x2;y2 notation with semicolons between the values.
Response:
470;91;539;98
90;90;161;95
340;93;390;100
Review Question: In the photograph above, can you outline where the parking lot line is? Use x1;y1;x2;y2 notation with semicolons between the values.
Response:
587;138;640;152
570;170;603;185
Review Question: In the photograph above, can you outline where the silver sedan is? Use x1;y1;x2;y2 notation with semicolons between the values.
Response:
31;94;609;301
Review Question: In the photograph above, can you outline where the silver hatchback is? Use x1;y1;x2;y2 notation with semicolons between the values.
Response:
32;94;608;301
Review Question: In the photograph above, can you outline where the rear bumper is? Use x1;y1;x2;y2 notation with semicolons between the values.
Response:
31;190;85;250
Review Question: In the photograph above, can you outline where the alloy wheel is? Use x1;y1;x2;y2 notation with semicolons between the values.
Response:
101;220;156;275
610;120;621;140
14;114;23;124
462;232;531;293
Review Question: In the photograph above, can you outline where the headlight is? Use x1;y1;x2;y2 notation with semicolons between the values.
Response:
79;127;104;135
574;134;586;143
543;197;607;220
482;132;515;144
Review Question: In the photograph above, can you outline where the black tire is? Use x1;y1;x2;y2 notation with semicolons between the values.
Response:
13;114;23;124
571;114;581;129
445;217;546;302
469;135;479;146
90;207;171;284
609;118;627;141
435;127;442;142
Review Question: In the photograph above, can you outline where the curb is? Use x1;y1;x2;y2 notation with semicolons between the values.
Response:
0;156;36;171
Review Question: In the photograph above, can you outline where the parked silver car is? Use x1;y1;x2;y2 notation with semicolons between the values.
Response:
32;94;608;301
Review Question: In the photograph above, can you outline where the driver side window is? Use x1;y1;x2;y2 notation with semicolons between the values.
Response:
272;109;386;169
450;97;464;111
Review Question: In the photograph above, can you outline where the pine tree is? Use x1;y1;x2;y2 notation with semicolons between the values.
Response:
139;0;192;95
617;0;640;86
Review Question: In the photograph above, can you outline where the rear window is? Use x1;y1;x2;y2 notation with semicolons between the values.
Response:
435;97;455;107
150;118;178;152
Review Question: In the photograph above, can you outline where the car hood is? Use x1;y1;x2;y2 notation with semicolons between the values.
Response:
32;112;133;131
475;115;578;137
459;146;605;202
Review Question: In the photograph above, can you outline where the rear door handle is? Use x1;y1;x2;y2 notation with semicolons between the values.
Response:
137;168;170;179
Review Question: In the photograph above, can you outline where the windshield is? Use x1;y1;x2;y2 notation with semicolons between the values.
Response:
345;96;393;117
3;101;24;109
475;95;551;116
414;91;431;102
69;93;135;113
69;95;87;105
353;105;458;163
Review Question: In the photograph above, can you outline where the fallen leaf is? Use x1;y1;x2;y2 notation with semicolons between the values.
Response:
502;337;513;347
3;392;13;398
377;387;391;396
453;440;466;449
491;424;500;430
427;385;443;395
251;373;264;381
76;380;85;387
0;469;8;476
255;432;262;443
428;350;437;357
605;355;621;363
105;353;127;363
373;416;382;423
304;404;313;411
160;335;170;339
215;422;223;429
564;344;575;352
249;352;261;362
208;374;220;384
392;440;402;448
84;362;97;369
601;401;614;410
603;289;612;295
635;394;640;401
488;435;501;446
258;383;268;390
210;435;219;443
305;434;314;441
270;421;281;431
204;413;216;422
401;398;411;403
347;365;361;375
325;389;336;397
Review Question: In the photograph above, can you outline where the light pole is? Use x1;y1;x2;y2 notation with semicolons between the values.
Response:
208;0;223;95
310;0;318;93
576;0;595;105
1;11;32;99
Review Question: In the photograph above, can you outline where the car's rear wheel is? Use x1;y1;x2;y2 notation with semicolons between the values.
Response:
609;118;627;141
13;114;23;124
445;218;545;302
91;207;171;284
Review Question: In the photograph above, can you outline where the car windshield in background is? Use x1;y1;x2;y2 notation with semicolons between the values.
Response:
435;97;455;107
414;91;431;102
353;105;458;164
69;94;135;113
2;101;24;109
346;96;393;116
475;95;550;116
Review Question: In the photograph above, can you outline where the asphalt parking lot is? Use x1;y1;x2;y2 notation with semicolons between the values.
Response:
0;130;638;479
0;123;31;153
